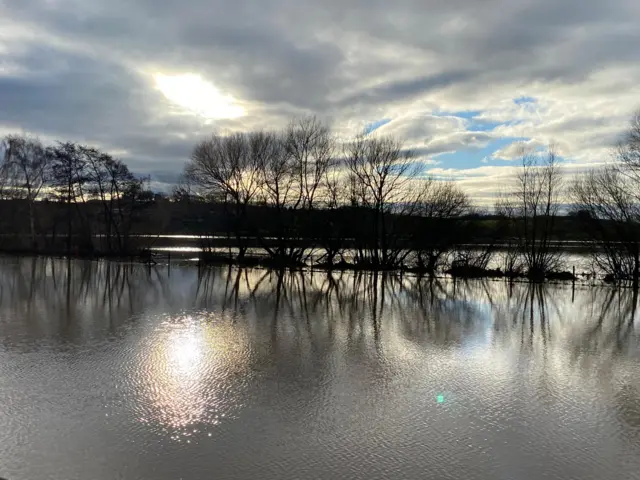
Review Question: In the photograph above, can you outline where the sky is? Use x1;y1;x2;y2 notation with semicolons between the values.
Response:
1;0;639;204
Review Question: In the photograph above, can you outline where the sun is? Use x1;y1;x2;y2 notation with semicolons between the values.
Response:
154;73;245;119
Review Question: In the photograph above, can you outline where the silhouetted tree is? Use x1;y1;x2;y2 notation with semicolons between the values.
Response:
314;166;350;266
411;179;471;273
499;146;563;279
284;116;335;211
256;130;305;264
87;152;152;254
0;134;50;248
571;111;640;286
48;142;92;253
185;131;267;259
345;135;420;268
242;117;337;265
49;142;151;255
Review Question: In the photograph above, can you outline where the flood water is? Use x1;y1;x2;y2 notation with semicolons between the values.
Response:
0;257;639;480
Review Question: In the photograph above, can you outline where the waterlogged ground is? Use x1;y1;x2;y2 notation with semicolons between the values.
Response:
0;257;639;480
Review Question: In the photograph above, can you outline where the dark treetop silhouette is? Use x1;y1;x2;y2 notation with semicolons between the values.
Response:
2;111;640;285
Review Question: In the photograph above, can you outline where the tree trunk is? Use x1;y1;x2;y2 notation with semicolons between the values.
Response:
28;199;37;250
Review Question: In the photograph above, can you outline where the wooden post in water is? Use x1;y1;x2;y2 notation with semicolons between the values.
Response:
572;265;576;303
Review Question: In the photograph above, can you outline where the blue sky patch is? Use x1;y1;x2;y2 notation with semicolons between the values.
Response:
435;110;481;120
432;137;528;169
423;109;536;168
514;96;537;105
433;109;503;132
364;118;392;134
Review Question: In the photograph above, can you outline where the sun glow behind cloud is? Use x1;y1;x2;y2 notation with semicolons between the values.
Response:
154;73;245;119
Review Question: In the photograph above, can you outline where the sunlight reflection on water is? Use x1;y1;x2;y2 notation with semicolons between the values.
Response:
128;314;250;440
0;258;638;480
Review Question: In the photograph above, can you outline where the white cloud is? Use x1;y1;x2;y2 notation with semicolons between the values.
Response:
491;139;546;161
0;0;638;198
426;160;612;206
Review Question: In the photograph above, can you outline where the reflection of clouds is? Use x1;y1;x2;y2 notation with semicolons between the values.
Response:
0;258;638;448
131;314;250;439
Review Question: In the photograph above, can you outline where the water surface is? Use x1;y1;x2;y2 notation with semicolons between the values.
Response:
0;257;638;480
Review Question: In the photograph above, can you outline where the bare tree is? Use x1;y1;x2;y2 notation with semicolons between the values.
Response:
0;134;50;249
617;109;640;179
571;166;640;284
257;131;307;264
284;116;335;210
233;119;337;266
86;151;152;255
185;132;266;260
0;158;7;200
411;179;471;273
314;166;349;266
280;116;337;264
49;142;91;253
570;112;640;286
345;135;420;268
495;194;525;276
171;176;197;203
50;142;151;255
501;146;563;279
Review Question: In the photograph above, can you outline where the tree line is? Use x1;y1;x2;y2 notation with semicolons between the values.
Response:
0;138;156;255
179;113;640;285
178;117;478;273
2;111;640;285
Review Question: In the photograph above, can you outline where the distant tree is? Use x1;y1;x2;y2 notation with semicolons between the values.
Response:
86;151;152;254
260;116;336;264
571;166;640;284
0;134;50;248
411;179;472;273
284;116;335;210
617;110;640;177
344;135;420;268
314;165;349;266
495;193;525;275
185;132;267;260
49;142;151;255
570;110;640;286
256;131;306;264
171;177;198;203
500;146;563;279
48;142;91;253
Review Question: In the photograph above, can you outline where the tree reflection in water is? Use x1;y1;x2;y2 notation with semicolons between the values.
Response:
0;257;637;437
0;257;636;356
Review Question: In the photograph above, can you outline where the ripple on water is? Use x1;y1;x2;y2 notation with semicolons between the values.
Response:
117;312;254;441
0;261;639;480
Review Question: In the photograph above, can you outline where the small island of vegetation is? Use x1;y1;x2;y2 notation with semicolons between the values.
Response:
1;111;640;287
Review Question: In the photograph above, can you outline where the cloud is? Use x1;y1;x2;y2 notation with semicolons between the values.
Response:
0;0;639;195
425;160;610;206
491;139;546;161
